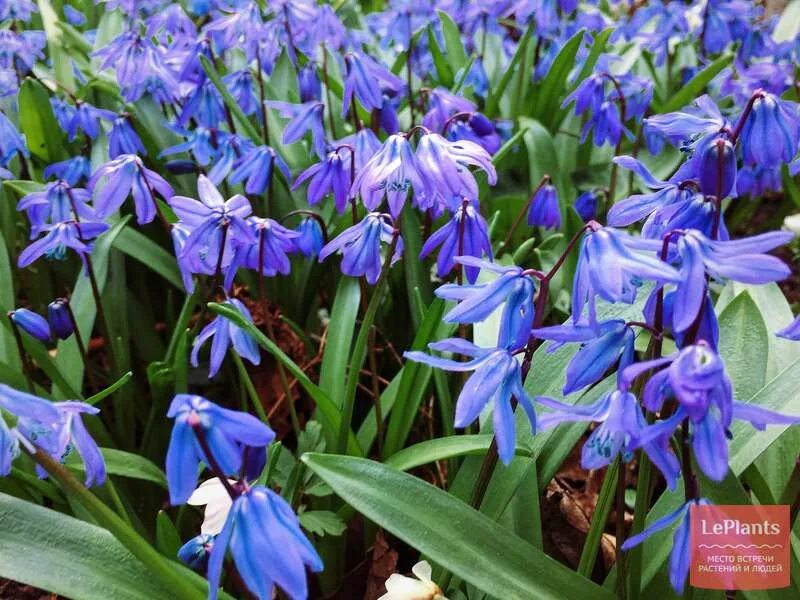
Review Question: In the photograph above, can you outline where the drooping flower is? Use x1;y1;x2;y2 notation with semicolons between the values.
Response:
670;230;793;332
47;299;74;340
207;484;323;600
292;217;324;258
695;135;737;198
191;299;260;379
167;175;256;283
622;498;710;594
17;400;107;487
0;384;61;476
65;101;115;141
17;220;110;270
405;339;536;464
574;190;600;222
267;101;327;158
572;226;681;323
108;114;145;158
224;217;299;289
165;394;275;504
228;145;290;195
435;258;535;350
0;110;28;167
739;92;800;167
44;157;91;186
88;154;174;224
18;180;94;236
292;147;351;213
419;202;492;283
341;52;404;118
9;308;51;342
319;213;402;284
644;95;728;152
527;183;560;230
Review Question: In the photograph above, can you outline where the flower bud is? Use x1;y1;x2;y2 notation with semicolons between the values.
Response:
165;160;199;175
9;308;51;342
47;299;74;340
298;63;321;103
697;136;736;199
740;93;799;167
527;183;561;229
574;190;600;221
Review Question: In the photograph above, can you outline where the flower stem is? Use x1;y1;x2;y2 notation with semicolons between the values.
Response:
497;174;550;254
615;457;627;597
85;254;118;376
321;45;338;139
64;299;99;393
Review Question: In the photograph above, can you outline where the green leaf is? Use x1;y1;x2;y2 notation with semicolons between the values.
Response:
528;29;584;130
2;179;44;197
381;297;449;458
318;277;360;410
717;291;768;401
64;448;167;488
86;371;134;406
437;11;467;75
0;228;19;371
577;458;618;577
17;78;66;163
155;511;182;559
427;26;454;87
113;228;182;289
385;435;532;472
485;23;533;117
36;0;76;92
208;302;362;456
303;454;614;600
0;492;174;599
299;510;346;537
653;54;733;113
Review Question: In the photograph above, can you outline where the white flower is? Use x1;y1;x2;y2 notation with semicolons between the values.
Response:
783;213;800;235
187;478;235;535
378;561;448;600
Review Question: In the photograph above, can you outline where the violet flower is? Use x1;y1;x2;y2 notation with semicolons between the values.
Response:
191;299;260;379
17;220;109;270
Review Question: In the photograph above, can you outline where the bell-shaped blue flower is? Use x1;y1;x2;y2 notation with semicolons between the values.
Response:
435;258;535;351
341;51;404;118
108;114;145;158
292;218;324;258
9;308;51;342
17;180;95;236
178;533;214;572
47;299;74;340
208;485;323;600
696;135;737;199
739;92;799;167
405;339;537;464
165;394;275;504
228;145;290;195
527;183;560;229
18;220;109;270
0;384;61;476
292;147;351;213
267;101;327;159
191;299;261;379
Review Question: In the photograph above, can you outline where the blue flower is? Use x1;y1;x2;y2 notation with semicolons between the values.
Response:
267;101;327;159
695;135;737;199
228;145;290;195
644;95;727;152
9;308;51;342
224;217;299;289
47;299;74;340
335;128;381;171
17;400;107;487
160;126;217;167
18;180;94;236
108;114;145;158
405;339;537;464
536;389;645;470
44;157;91;185
527;183;560;230
292;147;351;213
572;226;680;323
63;4;86;26
208;485;323;600
574;190;600;222
298;62;321;103
776;314;800;340
419;202;492;283
66;101;115;141
0;384;61;476
18;220;110;270
0;110;28;167
622;498;710;594
224;70;261;117
178;533;214;572
167;175;256;283
319;213;402;284
165;394;275;504
89;154;174;224
435;259;535;351
739;92;800;167
341;52;404;118
292;217;324;258
191;299;260;379
671;230;792;332
178;80;225;129
534;318;636;394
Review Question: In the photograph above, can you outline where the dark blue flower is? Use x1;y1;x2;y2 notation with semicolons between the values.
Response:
165;394;275;504
435;259;535;351
47;299;74;340
644;95;727;152
178;533;214;571
191;298;260;379
224;217;299;289
224;70;261;117
207;485;322;600
89;154;174;224
9;308;51;342
0;110;28;167
419;202;492;283
341;52;404;118
160;127;217;167
292;217;324;258
66;102;115;141
318;213;402;284
178;80;225;129
574;190;600;221
695;135;737;199
298;62;321;103
405;339;537;464
527;183;560;229
229;145;290;195
739;92;800;167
